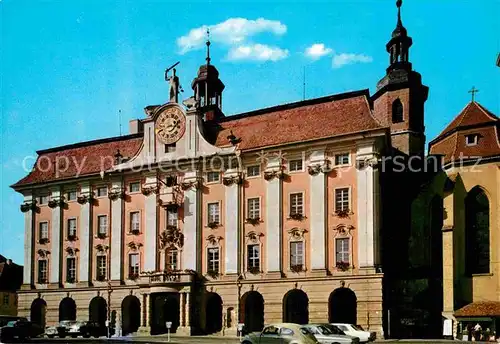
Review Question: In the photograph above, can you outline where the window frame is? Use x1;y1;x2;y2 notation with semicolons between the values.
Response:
247;197;261;219
166;249;179;271
246;165;261;178
207;202;221;224
466;134;479;146
335;237;351;265
288;158;304;173
334;187;351;213
164;143;176;153
66;190;78;202
247;244;260;271
206;171;221;184
39;221;49;240
39;195;49;205
67;217;77;238
334;152;351;167
290;241;304;270
207;247;220;273
38;259;48;284
128;253;140;278
97;215;108;236
96;186;108;198
96;254;107;281
66;256;76;283
129;181;141;194
289;192;304;216
129;211;141;233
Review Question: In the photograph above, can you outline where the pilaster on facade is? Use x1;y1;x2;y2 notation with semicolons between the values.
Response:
264;157;283;277
223;169;242;275
21;194;36;288
143;175;159;272
442;189;455;315
356;143;381;269
110;180;124;281
182;172;203;271
78;183;92;285
49;187;63;285
308;150;329;275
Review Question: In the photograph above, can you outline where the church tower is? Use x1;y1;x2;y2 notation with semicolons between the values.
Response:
191;31;225;121
372;0;429;157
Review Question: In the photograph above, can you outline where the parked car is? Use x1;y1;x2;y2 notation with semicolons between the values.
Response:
331;324;376;343
242;323;319;344
304;324;359;344
45;325;58;338
80;321;114;338
56;320;78;338
0;319;44;341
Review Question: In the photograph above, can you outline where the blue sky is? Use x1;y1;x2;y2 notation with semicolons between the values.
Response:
1;0;499;265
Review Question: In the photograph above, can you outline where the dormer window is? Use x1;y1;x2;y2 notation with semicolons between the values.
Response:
466;134;480;146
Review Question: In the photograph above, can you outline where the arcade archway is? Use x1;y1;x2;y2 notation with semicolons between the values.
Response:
121;295;141;335
151;293;179;335
240;291;264;333
59;297;77;321
205;292;223;334
89;296;107;326
283;289;309;324
30;298;47;329
328;287;357;324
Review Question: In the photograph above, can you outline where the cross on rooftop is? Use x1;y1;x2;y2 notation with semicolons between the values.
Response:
468;86;479;102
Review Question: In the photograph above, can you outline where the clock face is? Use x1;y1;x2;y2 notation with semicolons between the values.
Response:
155;107;186;145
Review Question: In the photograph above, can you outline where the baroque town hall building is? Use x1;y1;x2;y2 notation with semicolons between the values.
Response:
13;2;431;337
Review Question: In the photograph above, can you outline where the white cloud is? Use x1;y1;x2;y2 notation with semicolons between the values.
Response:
177;18;287;54
332;53;373;68
227;44;289;62
305;43;332;60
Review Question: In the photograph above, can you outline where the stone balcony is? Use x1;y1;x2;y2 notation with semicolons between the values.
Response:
138;270;196;285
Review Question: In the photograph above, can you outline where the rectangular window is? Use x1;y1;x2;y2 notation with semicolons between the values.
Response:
466;134;479;146
207;247;220;272
38;260;47;284
66;257;76;283
335;153;350;166
39;195;49;205
247;198;260;219
290;241;304;269
96;187;108;197
246;165;260;177
129;182;141;193
129;253;139;278
67;218;77;238
206;172;220;183
247;244;260;271
2;294;8;305
130;212;140;233
167;208;178;227
290;193;304;215
165;176;177;187
67;191;77;201
335;188;350;212
165;143;176;153
97;215;108;236
39;222;49;240
207;202;220;224
96;255;107;281
336;238;350;264
167;250;178;271
289;159;303;172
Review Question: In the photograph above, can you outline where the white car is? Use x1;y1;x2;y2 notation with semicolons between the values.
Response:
331;324;376;343
304;324;359;344
242;323;319;344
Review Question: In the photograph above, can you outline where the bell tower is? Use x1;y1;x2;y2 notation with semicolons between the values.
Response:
372;0;428;157
191;30;225;121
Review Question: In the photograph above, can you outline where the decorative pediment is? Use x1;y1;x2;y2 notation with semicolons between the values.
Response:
127;241;143;251
95;244;109;252
245;231;264;244
287;227;307;241
37;249;50;258
332;224;354;236
159;226;184;249
65;247;79;256
206;234;223;246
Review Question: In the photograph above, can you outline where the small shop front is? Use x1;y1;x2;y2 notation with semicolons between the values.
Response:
455;302;500;342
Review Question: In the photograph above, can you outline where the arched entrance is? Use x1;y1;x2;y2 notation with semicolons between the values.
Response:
59;297;77;321
328;287;357;324
205;292;223;334
151;293;179;335
30;298;47;329
121;295;141;335
89;296;107;326
283;289;309;324
240;291;264;333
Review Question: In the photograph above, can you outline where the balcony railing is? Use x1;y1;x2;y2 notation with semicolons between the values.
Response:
139;270;195;284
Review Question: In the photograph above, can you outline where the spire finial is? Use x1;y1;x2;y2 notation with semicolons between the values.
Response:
396;0;403;25
206;27;211;65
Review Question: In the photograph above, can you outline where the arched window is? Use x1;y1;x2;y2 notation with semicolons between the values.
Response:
392;99;404;124
465;187;490;274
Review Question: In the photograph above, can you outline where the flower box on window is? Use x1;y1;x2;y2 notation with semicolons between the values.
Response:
66;277;76;284
96;274;106;282
289;213;304;220
290;264;304;273
130;229;140;235
128;273;139;280
207;269;219;279
246;217;260;225
247;266;261;275
39;238;49;245
207;222;219;229
67;234;77;241
97;232;107;239
336;261;350;271
335;209;350;218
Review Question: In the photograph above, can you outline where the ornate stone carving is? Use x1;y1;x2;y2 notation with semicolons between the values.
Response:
159;226;184;249
95;244;109;252
287;227;307;240
48;198;65;208
108;190;125;201
141;185;159;196
332;224;354;236
206;234;223;246
77;194;94;205
127;241;143;251
263;169;285;181
245;231;263;244
356;156;379;170
222;175;243;186
37;249;50;258
20;201;37;213
180;178;202;191
307;161;331;175
65;247;79;256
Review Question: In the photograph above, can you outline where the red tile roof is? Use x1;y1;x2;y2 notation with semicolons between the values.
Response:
215;90;383;150
429;102;500;164
13;135;143;188
455;301;500;317
435;101;498;141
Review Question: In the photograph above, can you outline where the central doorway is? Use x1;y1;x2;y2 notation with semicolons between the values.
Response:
151;292;180;335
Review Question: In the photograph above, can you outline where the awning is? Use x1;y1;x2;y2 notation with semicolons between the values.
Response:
454;301;500;318
456;317;493;322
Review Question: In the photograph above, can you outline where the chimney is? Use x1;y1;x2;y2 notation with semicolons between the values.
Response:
129;119;144;134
